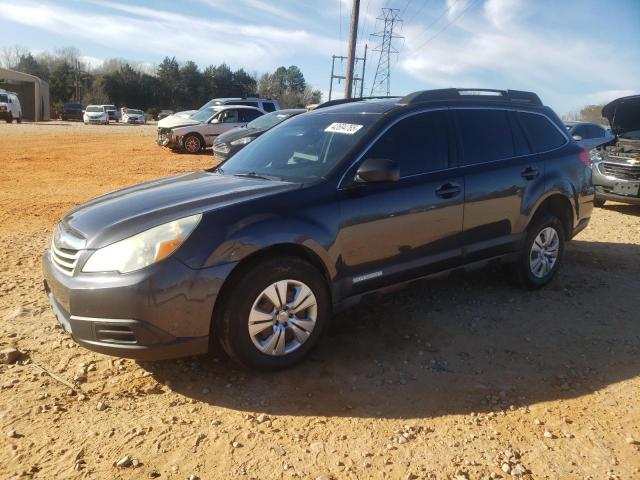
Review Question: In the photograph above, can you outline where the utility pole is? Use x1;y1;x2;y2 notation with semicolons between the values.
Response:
370;8;403;96
344;0;360;99
328;51;367;101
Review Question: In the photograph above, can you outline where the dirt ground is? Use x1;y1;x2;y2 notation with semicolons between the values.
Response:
0;122;639;480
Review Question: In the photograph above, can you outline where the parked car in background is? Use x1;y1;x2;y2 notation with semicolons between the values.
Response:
0;89;22;123
44;88;593;369
103;105;119;123
157;105;265;153
564;121;615;151
168;98;279;121
591;94;640;206
122;108;146;124
157;110;174;120
61;103;84;121
83;105;109;125
213;109;305;161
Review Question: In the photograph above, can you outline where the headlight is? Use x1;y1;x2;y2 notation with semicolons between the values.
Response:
230;136;255;146
82;214;202;273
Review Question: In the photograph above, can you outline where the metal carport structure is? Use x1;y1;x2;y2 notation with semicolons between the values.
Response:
0;68;50;121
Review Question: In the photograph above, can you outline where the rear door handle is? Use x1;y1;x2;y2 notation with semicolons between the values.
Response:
435;182;461;199
521;166;539;180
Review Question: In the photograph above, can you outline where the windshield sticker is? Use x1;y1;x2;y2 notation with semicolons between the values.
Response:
325;123;364;135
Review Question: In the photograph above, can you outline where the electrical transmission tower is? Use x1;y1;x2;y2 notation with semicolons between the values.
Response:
370;8;403;96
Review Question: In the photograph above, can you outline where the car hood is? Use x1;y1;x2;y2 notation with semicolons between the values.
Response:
61;171;298;249
602;95;640;135
215;126;267;143
157;115;201;129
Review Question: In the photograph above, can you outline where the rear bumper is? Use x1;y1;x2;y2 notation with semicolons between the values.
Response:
42;250;235;360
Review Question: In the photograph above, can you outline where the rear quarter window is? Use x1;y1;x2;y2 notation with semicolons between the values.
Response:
518;112;566;152
456;109;515;165
262;102;276;112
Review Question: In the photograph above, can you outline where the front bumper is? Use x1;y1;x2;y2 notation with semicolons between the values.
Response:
592;161;640;205
42;250;235;360
157;131;179;148
85;117;107;124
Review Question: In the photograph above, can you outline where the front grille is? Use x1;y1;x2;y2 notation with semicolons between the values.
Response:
50;239;80;276
213;142;230;154
600;162;640;181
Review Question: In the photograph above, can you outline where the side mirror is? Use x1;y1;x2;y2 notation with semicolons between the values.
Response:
355;158;400;183
572;135;583;141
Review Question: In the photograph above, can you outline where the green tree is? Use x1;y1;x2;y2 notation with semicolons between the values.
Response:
49;62;75;104
286;65;306;93
15;53;50;80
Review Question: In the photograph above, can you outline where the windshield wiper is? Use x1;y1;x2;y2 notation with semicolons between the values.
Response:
233;171;275;181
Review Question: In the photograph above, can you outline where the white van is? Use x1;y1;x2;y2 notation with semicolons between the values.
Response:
0;89;22;123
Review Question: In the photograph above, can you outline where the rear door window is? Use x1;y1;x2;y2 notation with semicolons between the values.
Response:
239;109;263;122
587;125;605;138
518;112;566;152
262;102;276;112
456;109;515;165
365;110;449;177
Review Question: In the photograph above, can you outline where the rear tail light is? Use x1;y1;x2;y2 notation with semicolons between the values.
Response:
578;149;592;167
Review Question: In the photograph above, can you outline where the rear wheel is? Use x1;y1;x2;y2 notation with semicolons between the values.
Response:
512;213;564;289
17;114;21;124
594;198;606;208
216;257;330;370
182;134;203;154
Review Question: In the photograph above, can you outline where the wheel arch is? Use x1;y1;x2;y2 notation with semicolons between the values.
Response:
209;242;333;347
527;192;575;239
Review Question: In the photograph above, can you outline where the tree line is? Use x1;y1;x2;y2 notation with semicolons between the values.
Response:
1;46;322;116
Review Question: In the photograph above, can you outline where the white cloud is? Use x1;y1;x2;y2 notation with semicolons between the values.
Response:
586;89;637;106
2;0;340;72
399;0;640;112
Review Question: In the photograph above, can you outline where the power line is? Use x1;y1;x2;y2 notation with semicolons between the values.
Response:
409;0;480;54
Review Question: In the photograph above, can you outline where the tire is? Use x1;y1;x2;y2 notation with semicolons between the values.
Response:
594;198;606;208
6;113;12;123
17;115;21;124
182;134;203;153
216;257;330;370
512;213;565;289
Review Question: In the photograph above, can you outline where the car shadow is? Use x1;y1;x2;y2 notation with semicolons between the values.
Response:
602;203;640;217
139;240;640;419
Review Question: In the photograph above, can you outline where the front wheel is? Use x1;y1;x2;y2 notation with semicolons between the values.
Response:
5;113;13;123
512;213;565;289
216;257;330;370
594;198;606;208
182;134;203;154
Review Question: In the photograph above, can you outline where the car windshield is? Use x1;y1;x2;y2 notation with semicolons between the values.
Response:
619;129;640;140
0;94;7;103
86;106;103;112
190;107;220;123
215;112;380;182
127;109;143;115
247;111;298;130
104;105;115;110
65;104;81;110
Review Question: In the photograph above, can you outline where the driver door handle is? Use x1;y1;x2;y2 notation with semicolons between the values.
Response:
435;182;461;199
521;166;539;180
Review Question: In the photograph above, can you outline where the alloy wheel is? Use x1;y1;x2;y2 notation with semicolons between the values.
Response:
529;227;560;278
248;279;318;356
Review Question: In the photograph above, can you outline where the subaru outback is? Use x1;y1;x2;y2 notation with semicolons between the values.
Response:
43;88;594;370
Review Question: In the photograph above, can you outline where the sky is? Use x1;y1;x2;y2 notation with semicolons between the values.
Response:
1;0;638;115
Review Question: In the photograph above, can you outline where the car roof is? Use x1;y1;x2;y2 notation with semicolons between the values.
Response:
217;104;264;111
313;88;547;116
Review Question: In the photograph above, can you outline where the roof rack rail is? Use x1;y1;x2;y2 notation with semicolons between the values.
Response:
314;96;399;110
399;88;542;107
